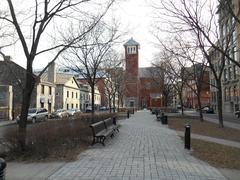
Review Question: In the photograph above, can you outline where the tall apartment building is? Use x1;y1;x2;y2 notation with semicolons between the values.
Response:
210;0;240;113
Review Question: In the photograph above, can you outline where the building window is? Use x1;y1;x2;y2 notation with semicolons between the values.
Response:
76;104;78;109
49;87;52;95
67;104;69;110
224;88;227;101
67;91;69;98
41;102;44;108
76;92;78;99
127;46;136;54
41;85;44;94
72;92;74;98
71;104;74;109
233;65;236;79
228;67;232;80
234;46;237;61
224;69;228;81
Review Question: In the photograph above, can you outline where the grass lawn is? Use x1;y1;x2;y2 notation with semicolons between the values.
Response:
191;139;240;170
168;115;240;169
168;116;240;142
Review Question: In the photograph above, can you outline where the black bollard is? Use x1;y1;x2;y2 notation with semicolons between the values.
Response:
161;115;168;124
113;116;116;125
0;158;7;180
185;124;191;150
127;110;130;118
164;115;168;124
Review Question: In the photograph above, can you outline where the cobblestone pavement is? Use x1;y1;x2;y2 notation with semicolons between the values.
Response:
48;110;226;180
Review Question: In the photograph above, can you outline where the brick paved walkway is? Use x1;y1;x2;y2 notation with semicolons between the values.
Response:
48;110;226;180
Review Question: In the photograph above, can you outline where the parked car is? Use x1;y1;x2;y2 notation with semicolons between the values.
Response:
99;106;108;111
85;106;93;113
51;109;69;118
67;108;81;116
16;108;48;123
201;106;214;113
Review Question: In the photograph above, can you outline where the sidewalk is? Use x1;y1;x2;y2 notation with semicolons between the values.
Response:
6;110;239;180
47;110;226;180
0;120;16;127
176;130;240;148
183;111;240;130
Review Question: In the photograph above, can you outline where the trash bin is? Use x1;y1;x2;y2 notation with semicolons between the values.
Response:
0;158;6;180
161;115;168;124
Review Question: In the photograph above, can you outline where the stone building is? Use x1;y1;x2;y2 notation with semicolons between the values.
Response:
209;0;240;113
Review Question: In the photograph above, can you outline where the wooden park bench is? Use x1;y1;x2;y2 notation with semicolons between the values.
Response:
90;118;120;146
104;118;120;133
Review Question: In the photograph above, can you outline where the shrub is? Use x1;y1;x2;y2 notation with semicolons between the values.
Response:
1;113;115;161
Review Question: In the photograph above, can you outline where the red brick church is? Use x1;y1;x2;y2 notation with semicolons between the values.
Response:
124;38;164;109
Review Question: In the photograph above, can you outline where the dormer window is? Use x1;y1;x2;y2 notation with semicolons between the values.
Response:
127;46;137;54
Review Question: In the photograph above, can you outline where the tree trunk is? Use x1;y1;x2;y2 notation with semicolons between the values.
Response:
179;93;184;115
18;64;35;151
197;89;204;122
109;97;112;113
91;84;95;123
216;80;224;128
117;93;120;111
113;93;116;113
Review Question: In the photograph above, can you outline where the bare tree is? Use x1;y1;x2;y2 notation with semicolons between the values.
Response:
0;0;116;150
150;0;239;127
62;21;120;120
151;61;176;108
156;36;209;121
158;51;186;115
103;50;124;112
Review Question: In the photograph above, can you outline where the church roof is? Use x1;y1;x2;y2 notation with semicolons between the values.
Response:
124;38;140;46
139;67;163;78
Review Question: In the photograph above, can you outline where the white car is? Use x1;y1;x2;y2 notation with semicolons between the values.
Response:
67;109;81;116
17;108;48;123
86;106;93;113
51;109;69;118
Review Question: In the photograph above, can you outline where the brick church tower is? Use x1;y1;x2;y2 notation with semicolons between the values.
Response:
123;38;140;108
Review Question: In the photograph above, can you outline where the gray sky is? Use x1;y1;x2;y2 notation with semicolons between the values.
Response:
3;0;157;69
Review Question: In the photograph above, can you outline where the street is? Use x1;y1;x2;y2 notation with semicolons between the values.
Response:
184;110;240;124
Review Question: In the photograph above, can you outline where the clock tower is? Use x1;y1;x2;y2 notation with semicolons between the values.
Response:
123;38;140;108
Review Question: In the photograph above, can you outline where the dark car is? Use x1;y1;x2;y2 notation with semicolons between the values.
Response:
201;106;214;113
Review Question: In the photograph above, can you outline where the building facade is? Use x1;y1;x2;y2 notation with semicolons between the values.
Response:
209;0;240;113
182;64;210;109
123;38;164;109
0;58;56;119
124;38;140;108
55;74;80;110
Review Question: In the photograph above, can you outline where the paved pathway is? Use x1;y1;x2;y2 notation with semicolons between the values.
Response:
184;111;240;130
176;131;240;148
48;110;226;180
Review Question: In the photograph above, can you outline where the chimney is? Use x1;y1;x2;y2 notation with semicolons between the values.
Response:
48;62;56;83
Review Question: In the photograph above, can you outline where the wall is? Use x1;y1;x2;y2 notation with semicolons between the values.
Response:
0;85;13;120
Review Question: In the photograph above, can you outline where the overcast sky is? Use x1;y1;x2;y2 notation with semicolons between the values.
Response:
112;0;157;67
3;0;157;69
